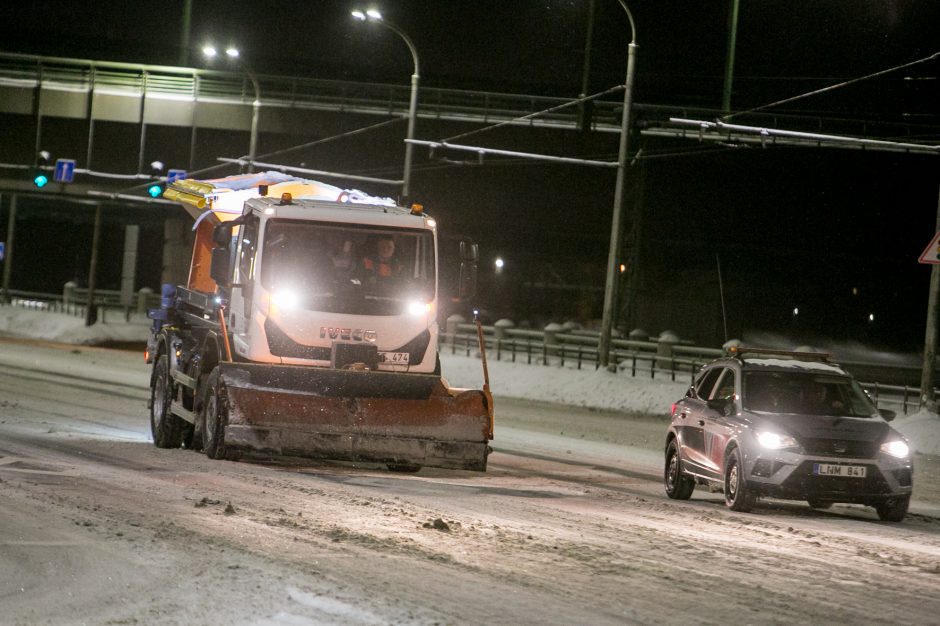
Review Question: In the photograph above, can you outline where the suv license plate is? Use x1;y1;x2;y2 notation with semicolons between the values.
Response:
813;463;866;478
379;352;410;364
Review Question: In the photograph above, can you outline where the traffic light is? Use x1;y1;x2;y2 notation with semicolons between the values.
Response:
33;150;50;188
148;160;164;198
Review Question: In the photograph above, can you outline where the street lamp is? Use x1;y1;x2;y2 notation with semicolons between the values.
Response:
597;0;637;369
203;44;260;173
351;8;419;205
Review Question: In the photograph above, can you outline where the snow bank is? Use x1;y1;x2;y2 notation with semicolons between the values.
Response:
2;304;940;455
893;409;940;456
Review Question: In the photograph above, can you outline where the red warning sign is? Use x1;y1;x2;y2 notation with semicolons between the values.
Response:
919;231;940;265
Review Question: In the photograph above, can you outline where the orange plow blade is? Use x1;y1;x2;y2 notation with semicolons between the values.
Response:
218;363;492;471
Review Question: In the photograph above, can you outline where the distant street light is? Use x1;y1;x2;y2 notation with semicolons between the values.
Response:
494;257;505;273
598;1;638;369
351;8;420;205
203;44;260;173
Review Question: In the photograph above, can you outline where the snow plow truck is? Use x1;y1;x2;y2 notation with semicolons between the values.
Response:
146;171;493;471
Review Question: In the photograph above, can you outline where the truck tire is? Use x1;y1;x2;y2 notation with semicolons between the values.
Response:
150;354;186;448
201;367;228;460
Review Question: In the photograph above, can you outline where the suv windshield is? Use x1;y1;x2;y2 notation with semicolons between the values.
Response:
743;370;878;417
260;220;435;316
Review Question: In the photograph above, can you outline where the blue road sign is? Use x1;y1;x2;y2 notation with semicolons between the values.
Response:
167;169;187;184
54;159;76;183
0;241;5;262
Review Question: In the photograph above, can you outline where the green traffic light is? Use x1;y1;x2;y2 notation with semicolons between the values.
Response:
33;174;49;188
148;184;162;198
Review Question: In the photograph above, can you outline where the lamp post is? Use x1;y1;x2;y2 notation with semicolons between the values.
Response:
597;0;637;369
352;9;419;205
203;45;260;173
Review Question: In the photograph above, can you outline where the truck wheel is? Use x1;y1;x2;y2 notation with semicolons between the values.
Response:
724;446;756;512
150;354;185;448
201;367;228;460
664;439;694;500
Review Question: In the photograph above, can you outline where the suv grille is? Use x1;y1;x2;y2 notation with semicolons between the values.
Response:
799;438;879;459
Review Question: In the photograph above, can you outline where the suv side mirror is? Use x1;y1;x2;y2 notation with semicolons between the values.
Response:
878;408;897;422
707;397;733;416
457;240;478;300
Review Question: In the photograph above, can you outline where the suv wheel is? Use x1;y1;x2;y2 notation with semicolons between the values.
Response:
724;447;756;512
664;439;694;500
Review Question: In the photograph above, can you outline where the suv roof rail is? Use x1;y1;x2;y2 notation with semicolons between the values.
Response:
726;346;832;362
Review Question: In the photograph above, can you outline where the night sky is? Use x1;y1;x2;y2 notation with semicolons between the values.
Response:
1;1;939;351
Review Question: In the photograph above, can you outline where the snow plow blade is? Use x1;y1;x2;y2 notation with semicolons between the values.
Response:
218;363;492;471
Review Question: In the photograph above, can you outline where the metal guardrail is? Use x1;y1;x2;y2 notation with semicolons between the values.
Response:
444;321;932;414
0;287;931;413
0;287;159;322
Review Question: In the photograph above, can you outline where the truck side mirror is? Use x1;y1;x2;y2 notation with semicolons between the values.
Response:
457;240;478;300
209;247;231;286
212;222;234;246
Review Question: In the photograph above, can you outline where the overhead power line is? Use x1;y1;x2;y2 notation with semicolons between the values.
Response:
723;51;940;122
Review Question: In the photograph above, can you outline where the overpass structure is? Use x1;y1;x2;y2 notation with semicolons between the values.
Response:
0;52;627;190
2;51;931;196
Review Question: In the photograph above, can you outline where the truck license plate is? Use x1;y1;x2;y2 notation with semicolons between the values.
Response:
379;352;410;364
813;463;866;478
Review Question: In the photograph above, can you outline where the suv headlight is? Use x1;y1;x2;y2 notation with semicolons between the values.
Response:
756;431;799;450
880;440;910;459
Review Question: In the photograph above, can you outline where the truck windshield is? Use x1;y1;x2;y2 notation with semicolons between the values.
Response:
259;220;435;316
743;371;878;417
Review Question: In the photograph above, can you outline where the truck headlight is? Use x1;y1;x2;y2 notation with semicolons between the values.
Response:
756;431;799;450
880;440;910;459
407;300;432;316
271;289;300;311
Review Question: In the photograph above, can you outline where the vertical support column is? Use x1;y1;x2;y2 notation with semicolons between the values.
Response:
85;66;96;170
599;40;637;369
137;71;149;175
920;183;940;410
578;0;596;132
189;74;199;172
85;203;102;327
121;225;140;322
1;194;15;304
32;63;44;160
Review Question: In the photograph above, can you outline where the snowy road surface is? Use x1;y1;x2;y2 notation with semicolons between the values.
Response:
2;338;940;625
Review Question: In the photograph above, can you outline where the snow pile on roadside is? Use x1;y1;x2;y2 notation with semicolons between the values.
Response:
440;351;686;416
3;304;940;455
893;409;940;456
0;307;150;344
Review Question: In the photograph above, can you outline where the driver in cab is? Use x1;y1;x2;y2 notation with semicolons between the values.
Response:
360;235;403;283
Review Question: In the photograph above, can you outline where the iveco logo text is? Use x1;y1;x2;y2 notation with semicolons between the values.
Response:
319;327;377;342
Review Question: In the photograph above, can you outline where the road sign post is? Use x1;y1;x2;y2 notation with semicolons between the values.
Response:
919;231;940;265
53;159;76;183
167;169;187;184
